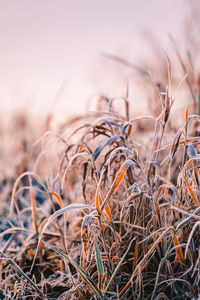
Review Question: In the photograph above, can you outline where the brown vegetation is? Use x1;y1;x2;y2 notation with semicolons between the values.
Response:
1;18;200;299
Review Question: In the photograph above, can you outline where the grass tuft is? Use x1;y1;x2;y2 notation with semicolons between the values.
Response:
1;24;200;299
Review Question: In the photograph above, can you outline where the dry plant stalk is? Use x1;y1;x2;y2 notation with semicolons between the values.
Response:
1;35;200;299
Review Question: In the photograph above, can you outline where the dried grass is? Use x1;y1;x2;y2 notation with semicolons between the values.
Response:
1;18;200;300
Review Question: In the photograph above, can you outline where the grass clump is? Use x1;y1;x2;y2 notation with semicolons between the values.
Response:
1;45;200;299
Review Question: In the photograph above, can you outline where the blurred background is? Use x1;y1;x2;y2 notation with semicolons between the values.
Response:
1;0;200;182
0;0;200;224
0;0;190;120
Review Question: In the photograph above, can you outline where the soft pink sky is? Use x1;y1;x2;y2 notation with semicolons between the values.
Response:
0;0;187;117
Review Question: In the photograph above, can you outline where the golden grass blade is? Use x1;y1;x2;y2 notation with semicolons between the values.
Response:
52;192;64;208
185;107;189;124
100;159;134;213
171;233;185;265
104;204;112;222
182;157;200;174
52;192;67;252
164;187;169;200
94;170;112;221
95;184;101;214
78;290;85;300
30;191;38;236
115;231;121;243
183;175;199;207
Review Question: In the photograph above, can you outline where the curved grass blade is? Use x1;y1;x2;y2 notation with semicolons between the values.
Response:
52;192;64;208
61;152;91;192
155;292;169;300
176;207;200;230
93;134;124;161
43;241;102;299
31;204;94;272
101;52;149;76
0;250;44;299
168;128;183;164
10;171;47;217
185;221;200;259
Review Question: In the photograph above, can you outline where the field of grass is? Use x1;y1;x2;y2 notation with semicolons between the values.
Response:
1;34;200;299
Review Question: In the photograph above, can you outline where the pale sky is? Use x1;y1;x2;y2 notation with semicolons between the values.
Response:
0;0;188;117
